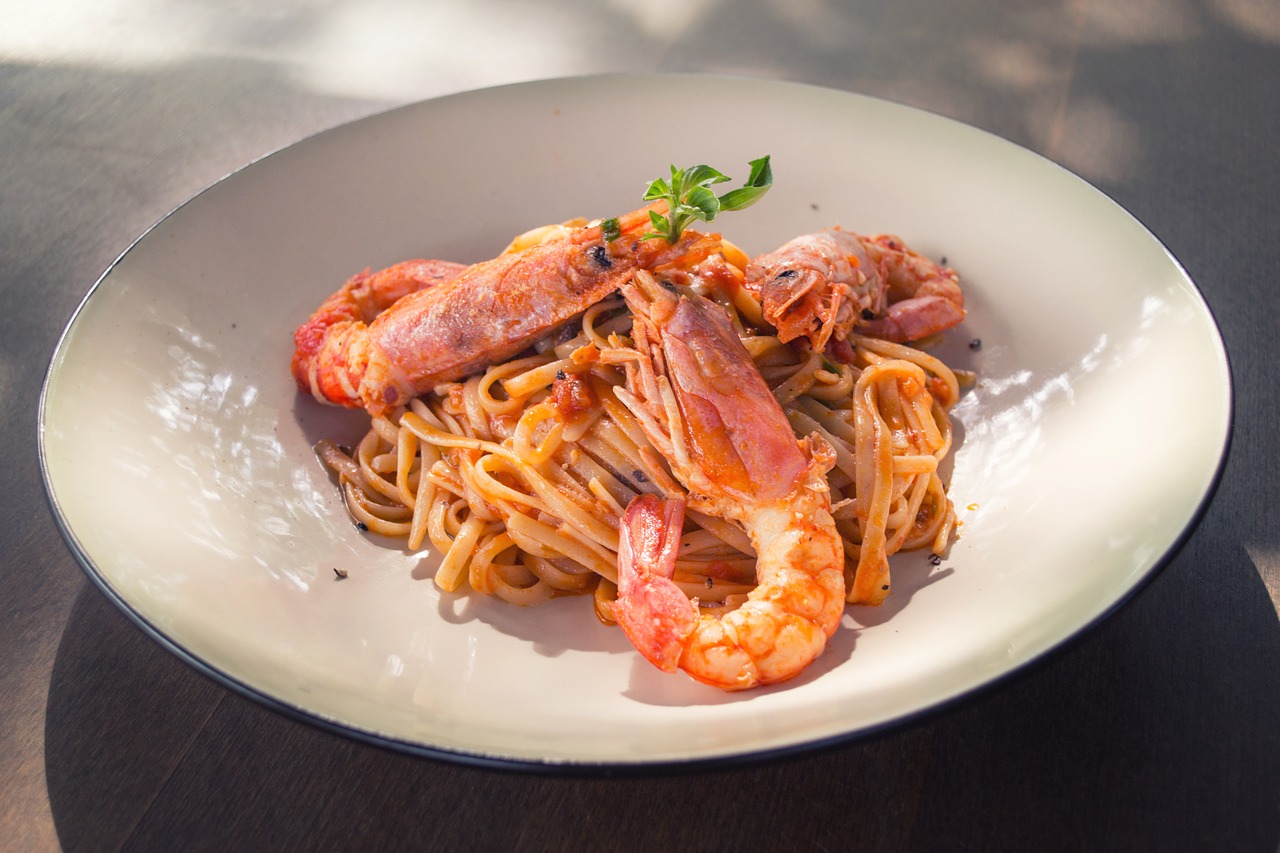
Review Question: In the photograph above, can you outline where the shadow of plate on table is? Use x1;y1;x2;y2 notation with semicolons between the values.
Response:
44;532;1280;851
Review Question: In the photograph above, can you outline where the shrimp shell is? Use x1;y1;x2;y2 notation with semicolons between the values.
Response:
612;270;845;690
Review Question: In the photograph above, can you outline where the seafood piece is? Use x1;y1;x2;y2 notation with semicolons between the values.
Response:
745;229;882;350
746;229;965;347
856;234;965;342
292;259;467;409
291;206;719;415
612;270;845;690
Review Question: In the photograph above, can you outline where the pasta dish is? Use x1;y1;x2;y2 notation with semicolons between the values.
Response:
291;163;966;690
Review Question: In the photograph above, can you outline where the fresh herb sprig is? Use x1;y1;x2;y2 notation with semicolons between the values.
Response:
639;156;772;244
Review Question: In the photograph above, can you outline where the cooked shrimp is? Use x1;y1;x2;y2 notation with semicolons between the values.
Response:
292;205;720;416
292;259;467;410
745;228;883;350
746;229;964;347
611;270;845;690
855;234;965;343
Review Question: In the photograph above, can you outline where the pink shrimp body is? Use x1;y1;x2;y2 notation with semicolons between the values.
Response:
747;229;965;347
612;271;845;690
292;205;720;415
856;234;965;343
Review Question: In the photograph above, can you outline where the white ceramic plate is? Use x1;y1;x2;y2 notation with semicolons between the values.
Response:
40;75;1231;769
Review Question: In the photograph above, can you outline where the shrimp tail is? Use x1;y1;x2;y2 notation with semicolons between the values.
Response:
855;234;965;342
614;494;698;674
855;293;966;343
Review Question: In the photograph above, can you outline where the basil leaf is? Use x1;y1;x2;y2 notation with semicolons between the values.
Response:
642;178;671;201
684;165;730;188
634;156;772;243
684;185;721;220
744;155;772;188
718;156;773;210
717;185;770;211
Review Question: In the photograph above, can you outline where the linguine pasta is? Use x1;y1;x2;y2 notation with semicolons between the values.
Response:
316;234;961;618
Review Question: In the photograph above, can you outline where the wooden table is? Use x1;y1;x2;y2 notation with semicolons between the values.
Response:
6;2;1278;849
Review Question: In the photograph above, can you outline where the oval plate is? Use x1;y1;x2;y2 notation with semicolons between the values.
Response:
40;75;1231;769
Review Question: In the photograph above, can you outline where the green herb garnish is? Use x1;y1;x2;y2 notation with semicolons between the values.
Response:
601;217;621;243
641;156;772;244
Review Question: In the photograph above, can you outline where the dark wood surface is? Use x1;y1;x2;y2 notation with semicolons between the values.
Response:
6;3;1278;850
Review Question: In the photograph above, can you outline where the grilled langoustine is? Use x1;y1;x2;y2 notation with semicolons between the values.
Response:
292;205;720;415
746;228;965;349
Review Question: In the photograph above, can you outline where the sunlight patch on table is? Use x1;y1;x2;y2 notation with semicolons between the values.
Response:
1246;545;1280;619
1;0;181;66
1063;0;1201;45
0;0;603;103
966;38;1063;92
1210;0;1280;42
1029;94;1142;184
287;2;586;101
601;0;712;38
